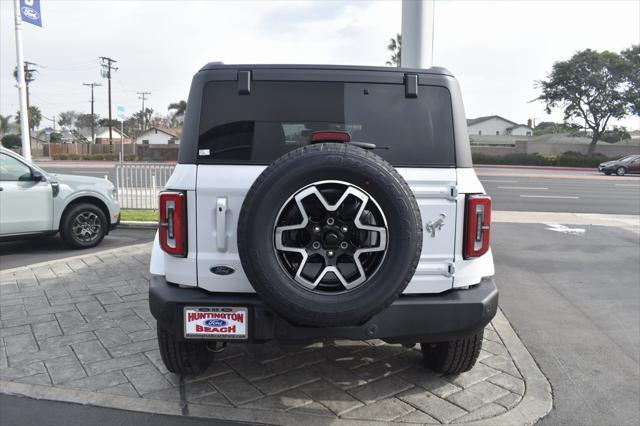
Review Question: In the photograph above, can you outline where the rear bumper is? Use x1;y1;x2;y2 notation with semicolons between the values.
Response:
149;275;498;344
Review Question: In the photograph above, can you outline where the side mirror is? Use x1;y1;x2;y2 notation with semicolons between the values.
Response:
31;170;45;182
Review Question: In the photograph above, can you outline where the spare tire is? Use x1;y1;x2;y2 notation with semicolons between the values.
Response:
237;143;422;327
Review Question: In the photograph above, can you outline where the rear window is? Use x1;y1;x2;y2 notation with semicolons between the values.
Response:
197;81;455;167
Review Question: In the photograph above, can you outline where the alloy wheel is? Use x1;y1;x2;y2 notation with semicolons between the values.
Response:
273;180;388;293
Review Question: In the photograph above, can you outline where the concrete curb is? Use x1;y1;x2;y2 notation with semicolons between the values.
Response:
119;221;158;229
0;307;552;425
463;310;553;426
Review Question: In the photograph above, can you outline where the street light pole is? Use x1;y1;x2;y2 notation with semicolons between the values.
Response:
12;0;31;160
401;0;435;69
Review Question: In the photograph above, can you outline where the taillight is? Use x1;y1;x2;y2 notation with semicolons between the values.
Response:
464;195;491;259
159;191;187;257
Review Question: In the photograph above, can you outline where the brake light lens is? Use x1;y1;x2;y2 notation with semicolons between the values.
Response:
159;191;187;257
464;195;491;259
310;131;351;143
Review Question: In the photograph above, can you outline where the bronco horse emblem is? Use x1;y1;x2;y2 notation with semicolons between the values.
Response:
425;213;446;237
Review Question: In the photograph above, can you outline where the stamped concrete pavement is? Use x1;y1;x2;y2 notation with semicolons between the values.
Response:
0;244;551;425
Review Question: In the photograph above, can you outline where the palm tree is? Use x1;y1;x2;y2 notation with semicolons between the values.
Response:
15;106;42;132
386;34;401;67
0;114;10;136
168;100;187;125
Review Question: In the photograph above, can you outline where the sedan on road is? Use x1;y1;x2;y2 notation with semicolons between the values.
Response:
598;155;640;176
0;148;120;248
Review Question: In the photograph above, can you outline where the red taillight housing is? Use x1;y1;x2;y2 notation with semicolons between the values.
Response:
464;195;491;259
159;191;187;257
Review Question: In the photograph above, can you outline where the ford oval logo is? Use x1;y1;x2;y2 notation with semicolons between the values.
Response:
210;265;235;276
204;319;227;327
21;6;39;20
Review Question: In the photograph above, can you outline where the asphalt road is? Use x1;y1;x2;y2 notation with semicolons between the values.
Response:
36;162;640;215
0;228;156;270
493;222;639;426
478;167;640;215
0;394;243;426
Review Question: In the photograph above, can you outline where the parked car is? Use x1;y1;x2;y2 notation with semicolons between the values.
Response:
598;155;640;176
149;64;497;376
0;147;120;248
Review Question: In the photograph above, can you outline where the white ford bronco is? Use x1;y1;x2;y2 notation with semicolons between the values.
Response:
149;64;497;376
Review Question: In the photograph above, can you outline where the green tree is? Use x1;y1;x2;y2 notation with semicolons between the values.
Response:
622;45;639;115
123;116;141;139
0;114;10;135
15;106;42;132
49;132;63;143
533;121;582;136
1;134;21;149
98;118;121;128
536;46;638;156
75;113;99;131
386;33;401;67
57;110;79;128
601;126;631;143
133;108;154;131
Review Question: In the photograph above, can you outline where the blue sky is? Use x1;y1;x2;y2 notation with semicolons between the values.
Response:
1;0;638;130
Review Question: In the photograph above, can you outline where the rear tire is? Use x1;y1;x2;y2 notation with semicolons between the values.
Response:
421;330;484;375
60;203;107;249
157;323;212;375
616;167;627;176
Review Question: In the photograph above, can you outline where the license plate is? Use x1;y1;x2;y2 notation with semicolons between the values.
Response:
184;306;248;339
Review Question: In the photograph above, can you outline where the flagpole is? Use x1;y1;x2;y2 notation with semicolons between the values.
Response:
13;0;31;160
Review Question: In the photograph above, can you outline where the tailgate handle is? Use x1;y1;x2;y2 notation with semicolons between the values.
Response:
216;197;228;251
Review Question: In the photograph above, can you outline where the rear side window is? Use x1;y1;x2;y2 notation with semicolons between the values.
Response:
198;81;455;167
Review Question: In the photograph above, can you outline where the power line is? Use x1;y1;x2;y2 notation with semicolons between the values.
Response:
83;82;102;144
99;56;118;149
137;91;151;131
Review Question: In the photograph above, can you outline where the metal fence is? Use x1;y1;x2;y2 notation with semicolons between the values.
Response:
115;163;175;209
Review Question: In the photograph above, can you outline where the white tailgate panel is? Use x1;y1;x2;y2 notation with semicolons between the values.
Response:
196;165;266;293
196;165;457;295
398;168;457;294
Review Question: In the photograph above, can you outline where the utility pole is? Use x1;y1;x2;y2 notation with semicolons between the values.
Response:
83;82;102;143
13;0;31;160
137;91;151;132
99;56;117;150
23;61;38;111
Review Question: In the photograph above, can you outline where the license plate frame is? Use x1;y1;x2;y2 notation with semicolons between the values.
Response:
183;306;248;340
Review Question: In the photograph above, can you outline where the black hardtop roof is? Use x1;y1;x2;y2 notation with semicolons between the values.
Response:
199;63;453;77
